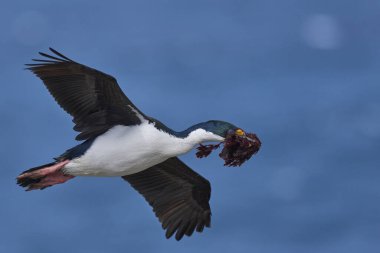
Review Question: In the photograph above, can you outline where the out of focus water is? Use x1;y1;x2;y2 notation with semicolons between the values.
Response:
1;1;379;252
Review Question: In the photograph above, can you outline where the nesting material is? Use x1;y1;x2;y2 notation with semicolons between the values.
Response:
196;132;261;166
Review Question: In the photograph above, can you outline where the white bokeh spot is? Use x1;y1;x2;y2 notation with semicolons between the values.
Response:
302;14;342;50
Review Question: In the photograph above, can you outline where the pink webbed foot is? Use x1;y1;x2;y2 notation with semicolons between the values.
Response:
17;160;74;191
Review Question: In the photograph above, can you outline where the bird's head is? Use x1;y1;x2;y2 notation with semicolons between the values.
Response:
194;120;261;166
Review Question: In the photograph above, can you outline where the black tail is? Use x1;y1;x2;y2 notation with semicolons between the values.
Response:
17;162;56;189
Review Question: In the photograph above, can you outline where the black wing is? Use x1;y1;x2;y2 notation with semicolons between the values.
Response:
122;157;212;241
26;48;147;140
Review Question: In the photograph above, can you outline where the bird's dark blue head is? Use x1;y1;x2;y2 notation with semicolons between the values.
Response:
181;120;245;138
192;120;262;166
171;119;261;166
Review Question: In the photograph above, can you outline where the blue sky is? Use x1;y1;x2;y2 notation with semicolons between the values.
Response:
0;1;379;252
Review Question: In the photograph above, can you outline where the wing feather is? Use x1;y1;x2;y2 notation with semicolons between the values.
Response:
122;157;212;241
27;48;147;140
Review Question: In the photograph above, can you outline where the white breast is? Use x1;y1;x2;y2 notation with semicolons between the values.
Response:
63;122;223;177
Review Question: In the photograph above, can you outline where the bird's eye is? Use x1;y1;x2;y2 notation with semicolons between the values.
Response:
235;129;245;136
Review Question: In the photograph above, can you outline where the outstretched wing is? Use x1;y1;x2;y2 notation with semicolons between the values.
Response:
26;48;147;141
122;157;212;241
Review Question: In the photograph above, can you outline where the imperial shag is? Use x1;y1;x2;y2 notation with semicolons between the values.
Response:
17;48;261;241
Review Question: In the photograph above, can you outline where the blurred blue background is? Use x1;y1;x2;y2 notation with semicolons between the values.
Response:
1;0;379;252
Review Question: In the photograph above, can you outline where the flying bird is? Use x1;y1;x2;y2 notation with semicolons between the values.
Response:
17;48;261;241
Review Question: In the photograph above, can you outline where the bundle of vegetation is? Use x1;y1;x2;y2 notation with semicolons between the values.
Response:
196;131;261;166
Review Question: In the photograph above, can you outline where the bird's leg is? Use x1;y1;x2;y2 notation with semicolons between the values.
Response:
17;160;74;191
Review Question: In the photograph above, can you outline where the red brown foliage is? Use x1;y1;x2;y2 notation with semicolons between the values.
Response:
196;132;261;166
